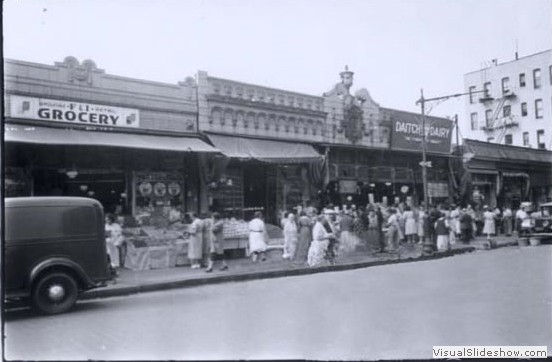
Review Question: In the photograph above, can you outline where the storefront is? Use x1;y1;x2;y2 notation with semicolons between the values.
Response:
461;139;552;209
4;57;217;220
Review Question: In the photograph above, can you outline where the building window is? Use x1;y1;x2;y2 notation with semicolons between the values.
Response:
470;112;478;130
535;99;543;118
533;68;541;88
504;134;513;145
483;82;492;98
523;132;529;146
521;102;528;116
519;73;526;87
501;77;510;94
469;86;476;103
487;137;494;143
485;109;493;128
537;130;545;149
503;105;511;117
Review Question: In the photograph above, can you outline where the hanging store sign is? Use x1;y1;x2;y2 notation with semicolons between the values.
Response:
8;95;140;128
391;118;452;154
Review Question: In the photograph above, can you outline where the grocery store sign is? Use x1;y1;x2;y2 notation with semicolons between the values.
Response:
9;95;140;128
391;118;453;154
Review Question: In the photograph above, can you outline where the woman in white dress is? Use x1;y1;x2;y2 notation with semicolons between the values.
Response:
403;206;417;244
282;213;298;260
482;206;496;241
308;214;335;267
248;211;267;262
187;213;204;269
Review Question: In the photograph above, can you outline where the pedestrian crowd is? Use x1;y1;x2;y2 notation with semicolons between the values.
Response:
103;202;533;273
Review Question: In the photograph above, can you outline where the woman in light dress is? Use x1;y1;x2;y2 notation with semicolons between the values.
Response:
248;211;267;262
307;214;335;267
403;206;417;244
187;213;204;269
205;212;228;272
435;212;451;251
417;208;426;244
482;206;496;241
338;210;359;254
386;209;400;252
282;213;299;260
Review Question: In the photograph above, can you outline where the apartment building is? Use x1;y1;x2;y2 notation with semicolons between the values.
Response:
463;49;552;149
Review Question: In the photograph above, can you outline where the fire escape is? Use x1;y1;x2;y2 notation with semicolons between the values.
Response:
479;87;518;144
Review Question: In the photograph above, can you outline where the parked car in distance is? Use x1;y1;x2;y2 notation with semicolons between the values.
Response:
5;197;112;314
529;202;552;235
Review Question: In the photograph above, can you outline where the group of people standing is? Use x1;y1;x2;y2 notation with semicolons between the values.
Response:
186;212;229;272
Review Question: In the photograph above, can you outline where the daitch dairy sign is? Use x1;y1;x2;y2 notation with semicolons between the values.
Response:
391;117;453;154
9;95;140;128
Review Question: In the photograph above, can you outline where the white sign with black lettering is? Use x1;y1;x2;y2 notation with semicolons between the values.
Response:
9;95;140;128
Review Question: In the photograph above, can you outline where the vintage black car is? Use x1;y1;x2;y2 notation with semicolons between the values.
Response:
530;202;552;235
5;197;112;314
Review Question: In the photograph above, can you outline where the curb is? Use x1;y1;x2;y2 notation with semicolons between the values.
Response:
80;245;477;300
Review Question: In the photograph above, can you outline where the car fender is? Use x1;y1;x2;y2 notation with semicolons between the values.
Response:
29;257;94;291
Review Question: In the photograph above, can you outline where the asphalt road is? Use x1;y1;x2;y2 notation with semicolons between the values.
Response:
4;245;551;360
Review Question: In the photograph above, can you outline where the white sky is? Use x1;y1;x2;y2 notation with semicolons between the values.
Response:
3;0;552;120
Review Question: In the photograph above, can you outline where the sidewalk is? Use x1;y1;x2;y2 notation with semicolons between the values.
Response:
81;235;519;300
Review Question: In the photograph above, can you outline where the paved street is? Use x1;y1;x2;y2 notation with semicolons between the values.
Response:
5;245;552;360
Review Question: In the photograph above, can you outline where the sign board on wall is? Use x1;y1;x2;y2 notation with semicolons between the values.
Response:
428;182;449;198
9;95;140;128
391;118;453;154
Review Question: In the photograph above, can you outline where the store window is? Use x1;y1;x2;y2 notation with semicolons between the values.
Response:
485;109;493;128
504;134;513;145
501;77;510;94
519;73;526;87
470;112;478;130
503;105;511;117
537;130;545;149
469;86;476;103
134;172;184;222
521;102;528;116
533;68;541;88
535;99;543;118
523;132;529;146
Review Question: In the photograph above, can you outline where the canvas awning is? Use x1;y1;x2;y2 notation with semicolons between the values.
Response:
207;134;322;163
4;124;219;153
464;139;552;163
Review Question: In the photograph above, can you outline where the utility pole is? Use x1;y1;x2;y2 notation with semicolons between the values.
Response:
418;89;433;255
415;90;486;256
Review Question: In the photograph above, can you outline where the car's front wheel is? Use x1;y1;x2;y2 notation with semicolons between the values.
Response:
31;272;78;314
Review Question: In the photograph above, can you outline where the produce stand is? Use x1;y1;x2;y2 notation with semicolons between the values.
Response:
121;219;281;271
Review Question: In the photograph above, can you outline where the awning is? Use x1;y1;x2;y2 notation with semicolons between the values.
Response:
4;124;219;153
207;134;322;163
464;139;552;163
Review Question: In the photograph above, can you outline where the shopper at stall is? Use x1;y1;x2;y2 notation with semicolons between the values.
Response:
206;212;228;272
248;211;267;262
105;213;124;272
282;212;299;260
482;206;496;241
307;214;334;267
366;208;380;253
295;211;312;263
187;213;204;269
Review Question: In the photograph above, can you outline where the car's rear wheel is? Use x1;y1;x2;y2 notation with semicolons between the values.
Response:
31;272;78;314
